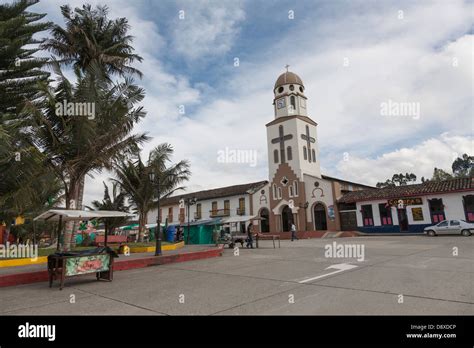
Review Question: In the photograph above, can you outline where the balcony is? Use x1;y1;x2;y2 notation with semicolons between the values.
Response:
209;209;230;217
236;208;246;216
194;212;202;219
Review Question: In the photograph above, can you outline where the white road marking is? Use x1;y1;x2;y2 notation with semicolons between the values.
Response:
299;263;358;283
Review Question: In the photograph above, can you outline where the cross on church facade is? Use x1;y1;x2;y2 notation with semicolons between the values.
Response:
271;125;292;163
301;125;315;163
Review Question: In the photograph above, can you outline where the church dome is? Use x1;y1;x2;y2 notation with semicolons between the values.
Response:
274;71;304;89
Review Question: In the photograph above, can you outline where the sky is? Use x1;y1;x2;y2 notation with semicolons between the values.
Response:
31;0;473;206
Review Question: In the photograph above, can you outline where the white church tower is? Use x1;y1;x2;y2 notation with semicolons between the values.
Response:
265;68;322;232
266;68;321;181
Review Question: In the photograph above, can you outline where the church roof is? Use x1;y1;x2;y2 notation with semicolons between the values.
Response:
159;180;268;206
274;71;304;89
338;177;474;203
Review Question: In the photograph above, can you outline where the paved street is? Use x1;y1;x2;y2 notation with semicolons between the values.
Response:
1;236;473;315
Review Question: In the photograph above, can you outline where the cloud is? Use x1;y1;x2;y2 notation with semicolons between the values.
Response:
170;0;246;61
31;0;473;205
335;133;473;186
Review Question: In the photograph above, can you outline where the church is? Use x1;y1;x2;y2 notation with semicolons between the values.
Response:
147;70;373;235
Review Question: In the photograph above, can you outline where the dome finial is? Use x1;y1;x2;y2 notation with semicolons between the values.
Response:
285;64;290;72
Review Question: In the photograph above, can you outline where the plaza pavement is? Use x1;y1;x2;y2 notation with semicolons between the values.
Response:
0;236;473;315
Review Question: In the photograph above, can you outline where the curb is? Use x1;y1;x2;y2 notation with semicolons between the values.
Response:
0;256;48;268
128;240;185;253
0;242;186;268
0;245;223;288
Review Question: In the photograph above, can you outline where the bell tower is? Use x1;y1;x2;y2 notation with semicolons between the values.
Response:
266;68;321;232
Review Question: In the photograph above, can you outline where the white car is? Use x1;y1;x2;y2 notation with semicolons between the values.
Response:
424;219;474;236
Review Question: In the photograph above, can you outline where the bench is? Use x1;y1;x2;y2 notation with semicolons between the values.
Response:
255;233;280;248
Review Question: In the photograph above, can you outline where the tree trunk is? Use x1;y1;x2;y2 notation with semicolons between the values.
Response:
61;178;81;251
137;212;145;243
69;175;85;249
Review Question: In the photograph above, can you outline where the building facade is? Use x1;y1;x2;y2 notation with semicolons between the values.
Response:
338;177;474;233
148;70;371;233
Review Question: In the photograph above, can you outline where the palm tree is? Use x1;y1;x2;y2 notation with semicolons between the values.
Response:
21;63;148;250
86;181;129;241
42;4;143;79
112;144;191;242
40;3;144;247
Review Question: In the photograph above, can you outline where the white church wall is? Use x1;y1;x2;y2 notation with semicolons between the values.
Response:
251;183;270;215
295;119;321;179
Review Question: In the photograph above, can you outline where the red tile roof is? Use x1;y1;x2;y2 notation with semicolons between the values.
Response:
159;181;268;206
338;177;474;203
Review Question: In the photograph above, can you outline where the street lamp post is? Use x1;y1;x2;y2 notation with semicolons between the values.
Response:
184;197;197;244
149;171;162;256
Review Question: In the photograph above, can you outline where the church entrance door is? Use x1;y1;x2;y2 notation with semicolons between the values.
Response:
260;208;270;232
281;205;293;232
314;203;328;230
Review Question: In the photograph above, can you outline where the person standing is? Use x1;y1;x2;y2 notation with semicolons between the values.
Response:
246;223;254;248
290;221;298;241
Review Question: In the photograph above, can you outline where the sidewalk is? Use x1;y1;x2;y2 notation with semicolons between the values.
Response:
0;244;223;287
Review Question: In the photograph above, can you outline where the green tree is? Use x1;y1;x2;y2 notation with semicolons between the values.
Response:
22;63;148;250
452;154;473;177
39;3;144;247
430;167;453;182
86;181;129;237
0;0;57;243
0;0;51;115
112;144;191;242
376;173;417;188
42;4;143;79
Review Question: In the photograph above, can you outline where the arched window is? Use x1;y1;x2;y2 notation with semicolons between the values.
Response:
312;149;316;162
272;184;277;199
290;96;296;110
293;181;299;196
278;187;282;199
287;146;292;161
274;149;279;163
303;146;307;160
289;185;294;197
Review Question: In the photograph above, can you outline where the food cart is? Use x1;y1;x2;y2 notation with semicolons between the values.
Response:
34;209;134;290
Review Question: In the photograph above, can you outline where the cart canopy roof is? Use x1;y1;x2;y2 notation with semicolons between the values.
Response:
34;209;134;222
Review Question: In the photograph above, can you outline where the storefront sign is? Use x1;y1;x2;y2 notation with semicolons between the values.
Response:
65;254;110;276
411;207;424;221
388;197;422;207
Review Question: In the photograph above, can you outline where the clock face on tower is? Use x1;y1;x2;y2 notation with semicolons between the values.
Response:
276;97;286;109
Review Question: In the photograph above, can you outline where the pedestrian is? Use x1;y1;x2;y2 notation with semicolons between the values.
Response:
246;223;254;248
290;221;298;241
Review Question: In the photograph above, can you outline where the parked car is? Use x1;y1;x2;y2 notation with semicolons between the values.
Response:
424;219;474;236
